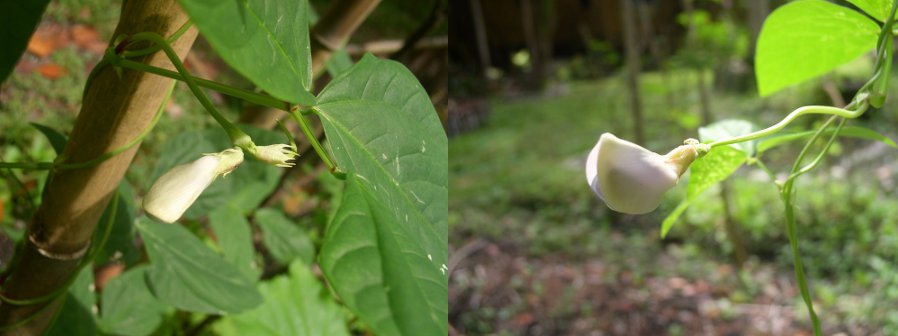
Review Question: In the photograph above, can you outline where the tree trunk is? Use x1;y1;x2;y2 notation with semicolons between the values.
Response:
520;0;538;81
520;0;553;91
638;2;674;109
697;69;712;124
239;0;381;128
0;1;197;334
745;0;769;62
469;0;491;77
720;182;747;269
620;0;644;144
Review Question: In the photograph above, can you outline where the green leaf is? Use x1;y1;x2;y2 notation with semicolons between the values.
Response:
756;0;880;97
847;0;895;22
322;176;447;336
210;205;260;279
662;146;747;237
687;146;748;199
98;266;167;336
30;122;71;209
212;260;349;336
319;175;396;335
325;49;354;77
149;126;282;219
93;182;140;266
317;53;448;238
46;265;97;336
698;119;757;156
178;0;314;105
0;0;51;83
136;217;262;314
661;200;692;238
757;125;898;153
30;123;67;154
316;54;448;336
255;208;314;266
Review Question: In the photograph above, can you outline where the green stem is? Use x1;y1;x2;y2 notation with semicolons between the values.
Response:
708;103;867;148
114;58;289;112
83;19;192;101
290;108;338;175
792;118;846;178
780;190;819;334
748;157;776;183
125;32;250;146
121;19;193;58
276;119;297;150
788;116;838;176
779;116;844;336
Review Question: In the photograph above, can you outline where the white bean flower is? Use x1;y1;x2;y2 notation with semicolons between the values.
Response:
143;147;244;223
585;133;701;214
250;144;298;168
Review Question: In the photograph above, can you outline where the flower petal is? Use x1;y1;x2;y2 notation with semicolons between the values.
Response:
595;133;678;214
585;136;605;200
144;155;220;223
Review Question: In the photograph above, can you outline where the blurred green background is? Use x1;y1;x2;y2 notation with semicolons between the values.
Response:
449;0;898;334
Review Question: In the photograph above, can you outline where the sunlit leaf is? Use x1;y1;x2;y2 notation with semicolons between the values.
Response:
661;146;747;237
756;0;879;96
847;0;896;22
698;119;757;156
661;200;692;238
688;146;747;199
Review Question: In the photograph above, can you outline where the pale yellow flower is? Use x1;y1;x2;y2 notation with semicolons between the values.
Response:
143;147;244;223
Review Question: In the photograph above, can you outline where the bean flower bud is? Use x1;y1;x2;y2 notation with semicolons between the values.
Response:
585;133;701;214
143;147;244;223
250;143;298;168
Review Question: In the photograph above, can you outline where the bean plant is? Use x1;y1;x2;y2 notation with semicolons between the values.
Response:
0;0;447;335
586;1;898;334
